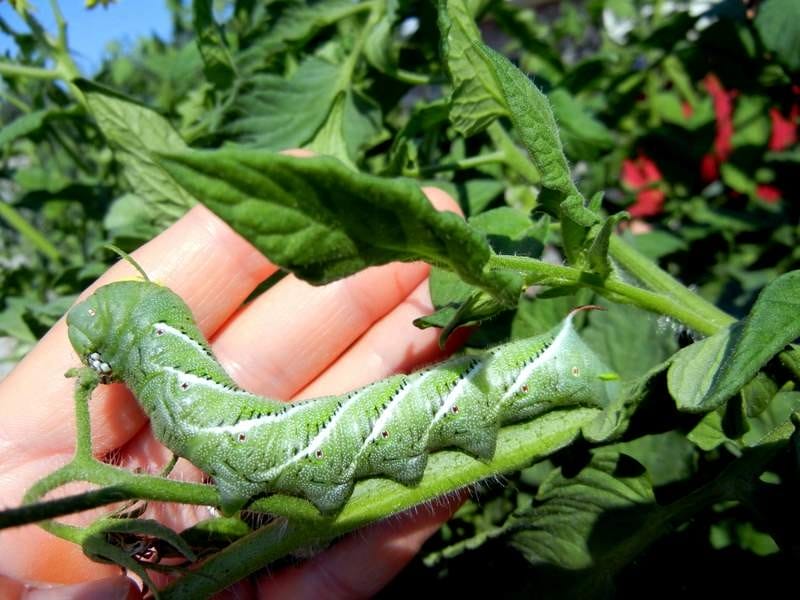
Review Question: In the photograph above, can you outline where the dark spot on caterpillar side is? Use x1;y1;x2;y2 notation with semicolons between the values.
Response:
521;384;529;393
156;328;164;336
382;431;389;439
180;382;189;390
451;405;459;414
238;433;246;442
315;450;324;459
571;366;580;377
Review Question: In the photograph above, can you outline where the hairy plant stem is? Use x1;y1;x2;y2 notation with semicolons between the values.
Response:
487;252;732;337
608;236;735;330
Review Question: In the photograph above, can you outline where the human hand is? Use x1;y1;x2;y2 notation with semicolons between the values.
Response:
0;187;465;597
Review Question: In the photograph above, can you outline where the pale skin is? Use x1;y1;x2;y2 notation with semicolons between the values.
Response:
0;184;465;599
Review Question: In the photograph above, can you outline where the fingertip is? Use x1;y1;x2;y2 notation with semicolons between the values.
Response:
422;186;463;217
281;148;316;158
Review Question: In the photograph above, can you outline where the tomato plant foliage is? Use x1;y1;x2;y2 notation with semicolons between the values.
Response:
0;0;798;597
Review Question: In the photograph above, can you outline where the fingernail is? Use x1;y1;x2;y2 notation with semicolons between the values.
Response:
26;576;139;600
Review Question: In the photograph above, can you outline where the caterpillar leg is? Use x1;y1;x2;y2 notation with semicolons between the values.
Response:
216;479;251;517
303;480;355;515
429;423;498;460
379;454;427;485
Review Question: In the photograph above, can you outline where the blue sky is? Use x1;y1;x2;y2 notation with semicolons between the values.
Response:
0;1;173;74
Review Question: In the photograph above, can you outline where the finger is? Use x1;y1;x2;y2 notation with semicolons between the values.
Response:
294;279;443;398
257;493;465;598
211;262;429;398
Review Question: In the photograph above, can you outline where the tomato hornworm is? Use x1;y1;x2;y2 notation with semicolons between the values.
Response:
67;278;616;515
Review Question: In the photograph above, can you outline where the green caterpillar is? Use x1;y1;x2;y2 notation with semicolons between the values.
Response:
67;279;614;515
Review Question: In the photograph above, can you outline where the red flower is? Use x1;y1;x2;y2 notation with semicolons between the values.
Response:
756;184;781;204
705;74;735;162
621;154;665;217
768;106;798;151
700;153;719;182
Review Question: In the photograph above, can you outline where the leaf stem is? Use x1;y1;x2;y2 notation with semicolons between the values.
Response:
0;88;32;112
418;150;505;175
0;202;61;262
608;235;735;331
0;61;61;80
487;253;722;336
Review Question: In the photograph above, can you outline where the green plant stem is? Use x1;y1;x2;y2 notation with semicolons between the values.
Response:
50;125;94;174
7;461;221;531
0;88;31;112
609;235;735;330
393;69;436;85
488;254;721;336
0;202;61;262
0;61;61;80
418;150;505;175
334;2;379;94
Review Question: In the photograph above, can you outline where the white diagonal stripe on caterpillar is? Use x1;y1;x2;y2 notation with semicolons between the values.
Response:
249;386;373;482
499;316;573;404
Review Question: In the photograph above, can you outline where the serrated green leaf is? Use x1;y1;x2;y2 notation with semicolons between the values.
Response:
226;56;341;149
755;0;800;71
609;431;697;487
742;391;800;446
583;300;677;381
742;372;778;418
307;89;385;166
307;92;354;168
0;300;36;342
476;42;580;199
77;79;196;222
583;358;670;443
548;88;615;159
193;0;237;88
668;270;800;412
688;390;800;450
437;0;507;136
511;294;584;339
157;149;519;304
509;450;656;596
363;0;399;75
416;207;538;338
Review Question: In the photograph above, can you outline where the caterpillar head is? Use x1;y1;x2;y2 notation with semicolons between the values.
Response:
67;280;172;383
67;285;124;382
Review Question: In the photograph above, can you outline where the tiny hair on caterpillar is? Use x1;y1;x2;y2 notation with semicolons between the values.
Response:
67;278;616;516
